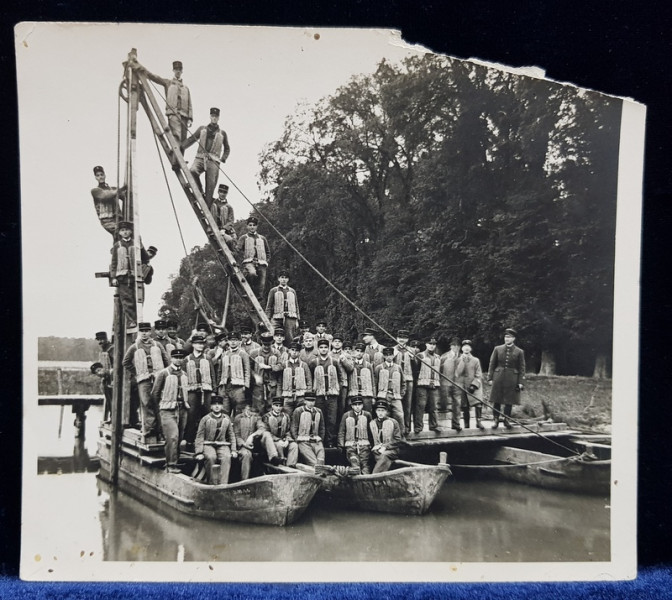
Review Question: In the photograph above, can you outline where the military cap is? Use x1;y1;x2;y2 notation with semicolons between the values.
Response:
210;107;220;116
218;184;229;195
374;399;389;410
171;348;187;358
299;320;310;329
278;269;290;278
427;336;438;344
303;394;316;403
240;325;252;335
397;329;410;338
362;327;378;337
504;328;517;337
214;331;228;342
138;322;152;331
147;246;158;255
271;396;284;405
343;341;353;349
246;216;259;225
382;346;394;356
90;362;104;373
273;327;285;336
116;220;133;231
354;342;366;351
191;334;206;343
316;338;330;348
331;332;344;341
195;322;209;332
350;396;364;405
229;331;242;340
288;341;301;350
172;60;183;70
260;331;273;344
316;318;328;326
166;319;178;328
246;404;259;413
93;165;105;175
95;331;108;340
409;340;420;348
154;319;168;329
210;395;224;404
450;336;461;346
461;339;473;348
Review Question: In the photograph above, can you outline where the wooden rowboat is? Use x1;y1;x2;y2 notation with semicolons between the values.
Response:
97;426;322;526
289;459;452;515
493;446;610;495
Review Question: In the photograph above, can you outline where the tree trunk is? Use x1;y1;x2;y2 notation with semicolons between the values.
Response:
593;353;609;379
538;350;556;376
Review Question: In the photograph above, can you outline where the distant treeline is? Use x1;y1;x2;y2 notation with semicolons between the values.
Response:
38;337;100;361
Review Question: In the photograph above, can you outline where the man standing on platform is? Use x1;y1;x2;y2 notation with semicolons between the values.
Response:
152;348;190;474
362;327;384;367
263;396;298;467
329;333;350;427
166;319;186;351
454;339;485;430
488;328;526;429
338;396;372;475
94;331;114;422
369;400;402;474
279;341;312;418
90;165;125;237
375;347;406;435
142;60;192;148
341;342;377;414
182;107;230;208
152;319;172;353
123;322;169;441
249;331;281;414
234;404;282;479
194;394;237;484
183;333;217;449
393;329;415;437
240;326;260;355
218;331;250;417
414;336;442;434
266;270;299;343
314;319;333;348
272;327;288;360
291;394;326;467
440;336;463;431
310;338;342;447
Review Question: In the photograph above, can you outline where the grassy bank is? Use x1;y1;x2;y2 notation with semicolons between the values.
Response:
489;374;612;433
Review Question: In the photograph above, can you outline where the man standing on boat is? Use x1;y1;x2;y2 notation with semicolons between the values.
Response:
194;395;237;484
152;319;172;353
152;348;190;474
279;341;312;418
90;165;125;237
362;327;384;367
370;400;403;474
272;327;288;360
237;216;270;299
141;60;193;149
234;404;282;479
182;107;230;209
208;331;228;387
454;340;485;430
338;396;373;475
299;333;317;365
393;330;416;437
310;338;342;447
183;333;217;449
488;328;526;429
329;333;350;426
291;394;326;467
263;396;298;467
440;336;463;432
374;347;407;435
249;331;282;414
123;322;170;441
413;336;442;435
94;331;114;422
314;319;333;348
166;319;186;350
240;325;260;355
218;331;251;417
266;270;299;343
341;342;377;414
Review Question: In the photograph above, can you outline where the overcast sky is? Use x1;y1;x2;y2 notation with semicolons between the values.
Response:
16;23;421;341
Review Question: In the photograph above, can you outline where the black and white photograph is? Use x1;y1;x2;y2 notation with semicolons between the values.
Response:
17;22;643;582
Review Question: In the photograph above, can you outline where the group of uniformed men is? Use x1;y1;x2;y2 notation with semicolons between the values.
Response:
91;316;526;483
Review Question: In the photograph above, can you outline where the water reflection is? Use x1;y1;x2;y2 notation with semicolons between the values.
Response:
97;477;609;563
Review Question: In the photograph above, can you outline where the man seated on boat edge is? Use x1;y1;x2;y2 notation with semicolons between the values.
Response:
194;395;238;484
338;396;373;475
370;399;403;474
233;404;282;480
262;397;298;468
151;348;190;474
291;394;326;467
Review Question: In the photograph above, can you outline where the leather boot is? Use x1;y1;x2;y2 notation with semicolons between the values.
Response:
476;406;484;429
462;410;470;429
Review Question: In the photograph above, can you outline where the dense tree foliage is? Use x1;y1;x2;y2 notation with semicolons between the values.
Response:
161;54;620;376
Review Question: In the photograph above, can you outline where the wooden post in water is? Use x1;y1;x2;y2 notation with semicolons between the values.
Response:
110;290;125;485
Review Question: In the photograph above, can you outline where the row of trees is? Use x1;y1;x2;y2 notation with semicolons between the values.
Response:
161;54;621;377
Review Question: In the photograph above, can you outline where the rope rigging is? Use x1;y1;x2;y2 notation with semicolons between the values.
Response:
138;70;583;457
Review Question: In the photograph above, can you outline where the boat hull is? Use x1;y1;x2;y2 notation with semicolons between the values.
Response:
493;446;611;495
295;462;452;515
97;440;321;526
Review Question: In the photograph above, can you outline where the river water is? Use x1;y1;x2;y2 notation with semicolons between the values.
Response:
32;405;610;564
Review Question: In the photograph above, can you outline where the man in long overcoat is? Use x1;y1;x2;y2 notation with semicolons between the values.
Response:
487;328;526;429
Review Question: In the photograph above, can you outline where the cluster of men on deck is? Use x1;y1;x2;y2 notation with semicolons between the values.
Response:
92;319;525;484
